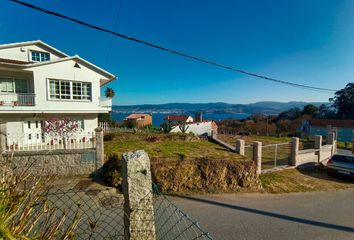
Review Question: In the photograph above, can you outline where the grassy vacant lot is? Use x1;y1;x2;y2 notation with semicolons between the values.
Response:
105;132;247;161
103;132;259;193
260;168;354;193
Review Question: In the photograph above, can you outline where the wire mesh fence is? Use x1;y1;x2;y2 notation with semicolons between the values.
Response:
245;144;254;160
153;185;213;240
30;184;212;240
44;188;125;240
261;143;291;170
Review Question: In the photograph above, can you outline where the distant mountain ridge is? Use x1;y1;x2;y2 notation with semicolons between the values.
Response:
112;101;326;115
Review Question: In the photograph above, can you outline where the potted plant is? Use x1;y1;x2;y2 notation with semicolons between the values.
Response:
13;101;19;106
0;101;4;106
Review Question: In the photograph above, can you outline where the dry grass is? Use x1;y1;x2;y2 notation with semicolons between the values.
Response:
0;155;81;239
260;167;354;194
104;132;247;162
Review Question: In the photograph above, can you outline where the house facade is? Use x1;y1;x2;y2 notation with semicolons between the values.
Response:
0;40;115;148
124;113;152;128
301;119;354;142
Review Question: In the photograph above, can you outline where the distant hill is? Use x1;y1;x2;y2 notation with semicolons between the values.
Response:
112;101;326;115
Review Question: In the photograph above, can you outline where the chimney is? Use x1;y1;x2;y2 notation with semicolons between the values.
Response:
195;111;202;123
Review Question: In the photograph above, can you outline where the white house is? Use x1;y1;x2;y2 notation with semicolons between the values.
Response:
0;40;116;149
170;121;218;137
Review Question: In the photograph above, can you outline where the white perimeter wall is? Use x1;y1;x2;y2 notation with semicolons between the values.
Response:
171;122;213;136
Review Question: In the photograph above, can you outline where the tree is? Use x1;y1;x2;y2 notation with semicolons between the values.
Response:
42;117;80;135
277;107;302;121
178;124;189;133
161;122;172;134
302;104;318;117
42;117;81;148
331;82;354;119
316;104;336;119
104;87;115;98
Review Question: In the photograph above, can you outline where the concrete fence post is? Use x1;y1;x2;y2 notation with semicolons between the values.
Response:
235;139;245;156
327;132;334;145
95;128;104;171
290;137;299;166
122;150;156;240
314;135;322;149
0;122;7;154
253;141;262;174
327;132;336;155
314;135;322;163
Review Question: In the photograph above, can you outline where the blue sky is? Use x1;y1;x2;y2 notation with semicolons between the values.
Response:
0;0;353;105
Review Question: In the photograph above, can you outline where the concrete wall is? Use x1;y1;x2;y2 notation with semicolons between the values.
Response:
297;144;334;166
6;149;101;176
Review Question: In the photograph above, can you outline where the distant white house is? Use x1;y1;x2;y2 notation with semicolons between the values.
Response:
170;121;218;137
0;40;116;148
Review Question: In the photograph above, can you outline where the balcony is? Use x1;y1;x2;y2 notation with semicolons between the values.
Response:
99;97;112;108
0;93;35;106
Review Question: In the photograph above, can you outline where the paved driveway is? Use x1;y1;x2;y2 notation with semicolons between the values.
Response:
171;189;354;240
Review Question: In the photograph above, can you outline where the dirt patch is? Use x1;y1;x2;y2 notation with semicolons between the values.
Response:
103;154;260;194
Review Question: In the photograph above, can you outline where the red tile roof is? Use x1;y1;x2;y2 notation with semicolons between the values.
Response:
165;115;191;121
0;58;32;65
310;119;354;128
125;113;151;120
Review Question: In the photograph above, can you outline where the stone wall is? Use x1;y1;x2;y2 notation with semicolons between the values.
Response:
6;149;101;176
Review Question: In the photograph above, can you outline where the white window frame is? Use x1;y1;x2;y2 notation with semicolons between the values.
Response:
30;50;50;62
47;78;92;102
0;76;29;93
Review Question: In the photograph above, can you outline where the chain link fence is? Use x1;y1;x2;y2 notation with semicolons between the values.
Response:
245;144;254;160
33;184;212;240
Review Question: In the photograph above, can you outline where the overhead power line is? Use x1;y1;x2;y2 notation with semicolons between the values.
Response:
10;0;338;93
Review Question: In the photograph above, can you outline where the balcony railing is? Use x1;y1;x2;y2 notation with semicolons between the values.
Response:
99;97;112;108
0;93;35;106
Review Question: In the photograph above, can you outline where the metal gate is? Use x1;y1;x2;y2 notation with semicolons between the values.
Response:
261;142;291;170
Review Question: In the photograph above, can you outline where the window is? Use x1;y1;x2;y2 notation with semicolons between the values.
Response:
73;82;91;100
49;79;92;101
49;80;70;100
31;51;50;62
0;77;28;93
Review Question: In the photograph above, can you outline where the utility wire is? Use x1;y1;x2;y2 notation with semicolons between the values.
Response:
105;0;123;64
10;0;338;93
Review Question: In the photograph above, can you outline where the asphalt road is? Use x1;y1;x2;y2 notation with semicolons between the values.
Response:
170;189;354;240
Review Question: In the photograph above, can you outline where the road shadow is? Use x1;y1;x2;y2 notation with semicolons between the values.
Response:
176;195;354;233
296;163;354;184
